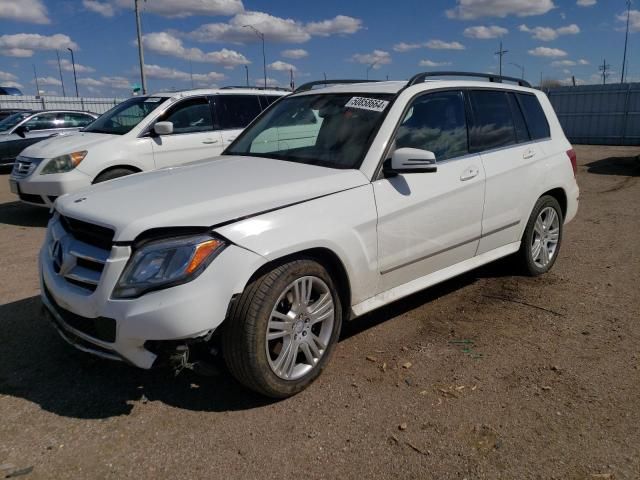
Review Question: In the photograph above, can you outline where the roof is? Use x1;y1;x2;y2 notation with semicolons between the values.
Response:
149;88;290;99
293;79;538;96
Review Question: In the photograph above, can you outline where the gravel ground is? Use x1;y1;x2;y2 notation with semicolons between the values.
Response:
0;145;639;480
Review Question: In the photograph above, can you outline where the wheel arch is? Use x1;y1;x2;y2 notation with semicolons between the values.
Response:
539;187;567;219
92;164;142;183
242;247;353;322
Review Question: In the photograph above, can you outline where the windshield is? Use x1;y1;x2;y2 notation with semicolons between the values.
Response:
224;93;393;169
0;112;32;132
83;96;168;135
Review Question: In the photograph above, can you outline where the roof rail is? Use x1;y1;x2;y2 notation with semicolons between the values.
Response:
406;71;532;88
294;79;380;93
220;86;292;92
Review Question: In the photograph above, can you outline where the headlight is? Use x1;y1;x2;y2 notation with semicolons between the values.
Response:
113;234;226;299
41;151;87;174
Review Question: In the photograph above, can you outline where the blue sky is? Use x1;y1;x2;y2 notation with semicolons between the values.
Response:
0;0;638;97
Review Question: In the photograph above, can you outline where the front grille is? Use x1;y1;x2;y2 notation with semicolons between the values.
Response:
49;215;114;293
12;156;43;178
60;215;115;250
43;285;117;343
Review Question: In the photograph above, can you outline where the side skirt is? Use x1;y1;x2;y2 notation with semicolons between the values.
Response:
350;241;521;318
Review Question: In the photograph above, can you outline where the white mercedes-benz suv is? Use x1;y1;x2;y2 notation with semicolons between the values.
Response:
40;73;579;398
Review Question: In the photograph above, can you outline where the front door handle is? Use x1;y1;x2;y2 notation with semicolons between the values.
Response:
460;166;480;181
523;148;536;159
202;139;219;144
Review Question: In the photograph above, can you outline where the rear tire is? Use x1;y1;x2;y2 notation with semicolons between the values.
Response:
517;195;564;276
93;167;137;184
222;259;342;398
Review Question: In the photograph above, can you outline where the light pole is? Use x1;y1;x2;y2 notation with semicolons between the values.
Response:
56;51;66;97
509;62;525;80
495;41;508;77
244;65;249;86
33;64;40;96
366;62;378;80
621;0;631;84
67;47;79;97
134;0;147;94
243;25;266;88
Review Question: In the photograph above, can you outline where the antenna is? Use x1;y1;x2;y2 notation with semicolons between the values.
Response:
495;41;508;77
599;58;611;85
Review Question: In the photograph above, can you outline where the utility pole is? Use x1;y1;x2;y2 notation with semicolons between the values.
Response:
289;68;294;90
189;59;194;88
243;25;266;88
134;0;147;94
33;64;40;96
323;72;327;81
599;58;611;85
621;0;631;83
495;41;508;77
56;51;66;97
67;48;79;97
509;62;525;80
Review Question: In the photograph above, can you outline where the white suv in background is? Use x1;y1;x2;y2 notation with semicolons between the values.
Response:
40;73;579;398
9;88;288;207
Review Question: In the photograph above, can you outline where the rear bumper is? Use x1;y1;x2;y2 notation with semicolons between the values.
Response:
565;182;580;224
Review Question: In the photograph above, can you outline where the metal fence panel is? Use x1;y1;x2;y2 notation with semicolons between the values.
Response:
546;83;640;146
0;95;128;114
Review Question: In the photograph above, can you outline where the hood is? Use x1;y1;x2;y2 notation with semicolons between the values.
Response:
19;131;116;158
55;155;369;242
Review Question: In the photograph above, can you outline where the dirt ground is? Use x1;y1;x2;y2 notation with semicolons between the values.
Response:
0;145;638;480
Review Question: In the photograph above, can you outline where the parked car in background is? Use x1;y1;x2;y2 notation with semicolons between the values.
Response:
1;110;97;169
10;87;288;207
0;108;29;122
39;73;579;398
0;86;23;96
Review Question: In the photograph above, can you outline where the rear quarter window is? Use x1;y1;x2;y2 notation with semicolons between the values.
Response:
517;93;550;140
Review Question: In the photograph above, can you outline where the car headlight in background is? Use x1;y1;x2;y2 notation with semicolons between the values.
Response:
41;151;88;174
113;234;226;299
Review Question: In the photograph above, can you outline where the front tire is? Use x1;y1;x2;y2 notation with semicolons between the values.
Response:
222;259;342;398
517;195;564;276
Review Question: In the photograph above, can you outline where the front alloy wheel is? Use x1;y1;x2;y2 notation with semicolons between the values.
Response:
222;259;342;398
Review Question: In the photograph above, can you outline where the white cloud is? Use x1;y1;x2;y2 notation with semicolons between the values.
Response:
0;33;78;58
418;60;453;67
2;81;23;89
426;39;465;50
617;10;640;33
77;77;105;87
0;70;17;82
393;42;423;52
33;76;62;87
143;64;225;87
0;0;49;24
447;0;555;20
519;23;579;41
112;0;243;17
551;60;576;67
142;32;249;67
255;77;280;87
47;58;95;74
99;76;132;90
350;50;392;68
82;0;114;17
188;11;362;44
305;15;362;36
579;58;589;65
463;25;508;39
577;0;596;6
528;46;568;57
281;48;308;59
268;60;297;72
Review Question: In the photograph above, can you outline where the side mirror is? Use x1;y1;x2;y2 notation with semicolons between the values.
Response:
153;121;173;136
386;147;437;174
14;125;28;138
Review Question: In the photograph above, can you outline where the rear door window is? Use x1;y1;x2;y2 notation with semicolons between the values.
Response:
216;95;262;130
23;113;61;131
160;97;214;134
517;93;550;140
468;90;516;151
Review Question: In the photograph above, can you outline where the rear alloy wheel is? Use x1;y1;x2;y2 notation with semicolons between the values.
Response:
517;195;564;276
222;259;342;398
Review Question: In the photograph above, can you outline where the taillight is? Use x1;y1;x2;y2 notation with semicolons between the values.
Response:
567;149;577;177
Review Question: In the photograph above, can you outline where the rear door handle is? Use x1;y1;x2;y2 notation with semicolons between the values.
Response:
202;139;219;144
523;148;536;159
460;166;480;181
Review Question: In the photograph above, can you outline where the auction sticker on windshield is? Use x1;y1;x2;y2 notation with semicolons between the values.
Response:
345;97;389;112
